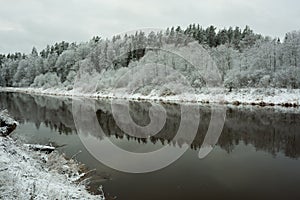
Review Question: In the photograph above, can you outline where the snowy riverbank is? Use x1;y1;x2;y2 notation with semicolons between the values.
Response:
0;111;105;200
0;110;18;137
1;87;300;107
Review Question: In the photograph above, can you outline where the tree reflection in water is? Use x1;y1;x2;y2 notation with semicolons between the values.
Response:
1;92;300;159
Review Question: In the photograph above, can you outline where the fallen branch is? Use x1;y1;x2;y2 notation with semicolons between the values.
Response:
24;144;55;154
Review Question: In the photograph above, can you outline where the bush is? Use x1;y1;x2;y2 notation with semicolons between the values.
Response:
31;72;62;89
274;67;300;88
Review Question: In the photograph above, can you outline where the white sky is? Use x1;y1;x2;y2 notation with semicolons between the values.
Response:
0;0;299;54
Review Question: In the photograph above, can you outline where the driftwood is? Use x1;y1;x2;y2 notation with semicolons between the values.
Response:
24;144;56;154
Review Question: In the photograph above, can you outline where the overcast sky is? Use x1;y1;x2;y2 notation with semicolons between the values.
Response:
0;0;299;54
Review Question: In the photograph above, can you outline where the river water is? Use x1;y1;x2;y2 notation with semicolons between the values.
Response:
1;92;300;200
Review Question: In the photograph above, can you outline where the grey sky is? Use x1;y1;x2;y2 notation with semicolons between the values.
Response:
0;0;299;54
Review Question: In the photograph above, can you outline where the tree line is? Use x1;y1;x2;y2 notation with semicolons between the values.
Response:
0;24;299;90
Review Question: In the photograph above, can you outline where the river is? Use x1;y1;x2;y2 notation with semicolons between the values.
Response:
1;92;300;200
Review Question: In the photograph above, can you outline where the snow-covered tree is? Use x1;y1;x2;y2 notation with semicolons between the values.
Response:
0;26;299;90
31;72;62;89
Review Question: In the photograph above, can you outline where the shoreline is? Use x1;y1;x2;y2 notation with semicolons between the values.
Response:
0;111;105;200
0;87;299;108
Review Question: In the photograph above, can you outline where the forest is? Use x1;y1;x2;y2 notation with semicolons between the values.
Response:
0;24;300;93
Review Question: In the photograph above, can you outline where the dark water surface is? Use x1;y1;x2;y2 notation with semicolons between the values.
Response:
1;92;300;200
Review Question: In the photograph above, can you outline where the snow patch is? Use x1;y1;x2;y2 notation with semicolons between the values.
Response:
1;86;299;107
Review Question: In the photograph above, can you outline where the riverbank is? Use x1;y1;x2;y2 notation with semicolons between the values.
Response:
0;111;105;200
0;110;18;137
0;87;299;107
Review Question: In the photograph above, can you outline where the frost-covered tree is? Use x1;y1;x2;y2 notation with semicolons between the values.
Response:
282;31;300;68
210;45;237;81
31;72;62;89
55;49;77;82
1;25;299;90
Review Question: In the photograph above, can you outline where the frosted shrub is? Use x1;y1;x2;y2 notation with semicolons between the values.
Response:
259;75;271;88
31;72;62;89
63;71;77;90
274;67;300;88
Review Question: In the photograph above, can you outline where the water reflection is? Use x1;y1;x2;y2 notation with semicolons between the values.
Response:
1;92;300;159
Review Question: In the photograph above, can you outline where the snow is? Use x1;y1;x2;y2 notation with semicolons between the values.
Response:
0;137;105;200
0;110;18;136
0;126;8;134
0;109;18;126
24;144;56;153
1;86;299;107
0;112;105;200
